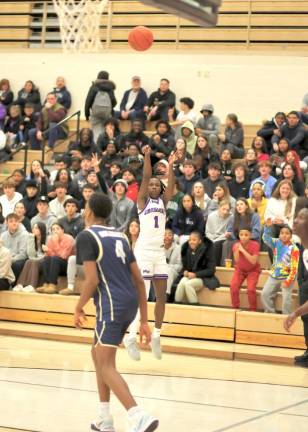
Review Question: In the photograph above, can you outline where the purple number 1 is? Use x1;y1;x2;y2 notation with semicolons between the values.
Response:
154;215;159;228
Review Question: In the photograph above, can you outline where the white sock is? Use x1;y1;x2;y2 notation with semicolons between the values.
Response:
99;401;110;418
127;405;143;419
152;327;161;338
67;284;74;290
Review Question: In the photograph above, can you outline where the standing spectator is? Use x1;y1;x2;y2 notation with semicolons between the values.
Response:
58;198;84;238
85;71;116;142
272;111;306;158
172;194;205;245
175;231;219;303
250;160;277;198
247;181;268;227
145;78;176;121
244;148;259;181
0;78;13;107
262;222;299;314
118;76;147;122
195;104;221;151
178;159;201;195
49;182;72;219
164;228;182;301
15;80;41;112
169;97;197;138
229;227;260;311
229;162;250;199
0;180;22;217
0;238;15;290
257;112;286;153
251;136;270;161
191;181;211;218
31;196;57;234
110;179;135;232
28;92;68;150
206;200;232;266
219;113;244;158
202;162;226;198
53;76;72;110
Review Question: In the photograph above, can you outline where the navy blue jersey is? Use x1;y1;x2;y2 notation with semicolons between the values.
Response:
76;225;138;322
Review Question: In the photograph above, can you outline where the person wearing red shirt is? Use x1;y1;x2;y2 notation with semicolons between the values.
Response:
122;168;139;203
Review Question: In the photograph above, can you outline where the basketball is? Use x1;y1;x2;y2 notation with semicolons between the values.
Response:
128;26;154;51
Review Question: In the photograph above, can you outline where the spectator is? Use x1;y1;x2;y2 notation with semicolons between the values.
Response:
122;168;139;203
28;92;68;150
247;181;268;226
101;141;121;172
58;198;84;238
54;168;81;200
14;201;31;232
195;104;221;151
164;228;182;302
79;183;95;211
250;160;277;198
110;179;135;232
219;148;233;182
262;222;299;314
118;75;147;122
19;103;36;144
271;138;291;177
149;120;175;159
180;120;197;155
166;178;184;228
22;180;42;219
194;134;220;178
105;161;122;188
257;111;286;153
228;162;250;199
175;231;219;303
49;182;72;219
251;136;270;161
12;169;26;195
172;194;205;245
202;162;226;198
191;181;211;218
206;200;232;266
219;113;244;158
230;227;260;311
0;78;13;107
178;159;201;195
0;180;23;217
15;80;41;112
207;182;236;215
53;76;72;110
153;159;169;187
48;156;68;186
3;104;23;147
31;196;57;234
173;138;192;176
67;127;98;160
14;222;46;292
125;218;140;250
120;119;148;156
284;150;306;180
122;143;142;169
169;97;197;138
145;78;176;121
0;238;15;290
273;163;305;197
272;111;307;158
84;71;116;142
36;222;75;294
244;148;259;181
0;203;4;234
75;155;93;190
97;117;122;153
1;213;28;279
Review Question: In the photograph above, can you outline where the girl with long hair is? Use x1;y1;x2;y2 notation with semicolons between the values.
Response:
125;219;140;251
207;182;236;215
191;181;211;218
265;179;297;230
251;136;270;162
194;134;219;177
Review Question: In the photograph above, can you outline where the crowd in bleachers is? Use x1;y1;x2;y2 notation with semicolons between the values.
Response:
0;71;308;315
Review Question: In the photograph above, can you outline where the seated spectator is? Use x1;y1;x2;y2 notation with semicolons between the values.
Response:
207;182;236;215
172;194;205;245
49;182;72;219
75;155;93;190
206;200;232;266
49;155;68;185
0;129;12;161
31;196;57;234
168;97;197;138
28;92;68;150
173;138;192;176
180;121;197;155
284;150;306;179
79;183;95;211
125;218;140;250
1;213;28;279
14;201;31;232
36;222;75;294
145;78;176;121
250;160;277;198
262;222;299;314
100;141;121;173
122;143;143;169
191;181;211;218
15;80;41;113
164;228;182;302
179;159;201;195
174;231;219;303
120;119;148;156
251;136;270;161
84;71;116;142
202;162;226;198
70;157;81;180
0;238;15;290
12;169;26;195
117;75;147;122
110;179;135;232
219;113;244;158
166;178;184;228
247;181;268;226
228;162;250;199
195;103;221;151
221;198;261;265
230;227;261;311
273;163;305;197
271;138;290;177
22;180;41;219
105;161;122;188
272;111;307;158
149;120;175;159
0;78;13;108
14;222;46;292
219;149;233;182
0;180;22;217
54;168;81;200
53;76;72;110
194;134;220;178
67;127;98;161
19;103;36;144
121;168;139;203
4;104;23;148
90;155;113;196
0;203;5;234
97;117;122;153
244;148;259;181
58;198;84;238
257;111;286;153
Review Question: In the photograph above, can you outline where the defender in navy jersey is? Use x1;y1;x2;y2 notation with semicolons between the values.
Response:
75;193;158;432
124;145;178;361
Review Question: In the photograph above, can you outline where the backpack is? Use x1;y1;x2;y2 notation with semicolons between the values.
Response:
0;103;6;120
91;90;112;119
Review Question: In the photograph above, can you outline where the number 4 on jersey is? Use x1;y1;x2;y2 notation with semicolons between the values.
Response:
115;240;126;264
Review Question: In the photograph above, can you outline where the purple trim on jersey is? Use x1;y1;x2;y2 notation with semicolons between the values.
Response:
153;274;168;279
138;197;151;216
143;276;153;280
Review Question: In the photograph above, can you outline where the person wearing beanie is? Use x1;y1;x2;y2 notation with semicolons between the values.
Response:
110;179;136;232
195;104;221;151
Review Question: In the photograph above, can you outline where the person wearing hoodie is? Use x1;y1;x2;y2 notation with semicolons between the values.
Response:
52;76;72;110
110;179;136;232
272;111;307;158
257;111;286;154
145;78;176;121
58;198;84;238
219;113;244;158
172;194;205;245
96;117;123;153
120;119;149;155
180;120;197;155
178;159;201;195
0;239;15;290
1;213;28;279
84;71;117;142
67;127;98;161
195;104;221;151
175;231;219;304
149;120;176;160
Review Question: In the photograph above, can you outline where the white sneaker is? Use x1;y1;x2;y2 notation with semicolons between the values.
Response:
12;284;23;292
90;415;115;432
124;335;141;361
128;413;159;432
150;336;162;360
22;285;35;293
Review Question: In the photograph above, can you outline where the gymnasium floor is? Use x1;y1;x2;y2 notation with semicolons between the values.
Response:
0;335;307;432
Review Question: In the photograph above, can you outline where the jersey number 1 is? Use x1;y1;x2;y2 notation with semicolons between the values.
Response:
154;215;159;229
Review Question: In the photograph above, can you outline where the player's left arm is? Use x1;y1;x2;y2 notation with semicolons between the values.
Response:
75;261;99;328
163;151;177;205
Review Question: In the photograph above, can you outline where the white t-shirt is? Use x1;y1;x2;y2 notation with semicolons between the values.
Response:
0;192;23;217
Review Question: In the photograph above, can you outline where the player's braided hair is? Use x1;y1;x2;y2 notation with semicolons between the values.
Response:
150;176;166;195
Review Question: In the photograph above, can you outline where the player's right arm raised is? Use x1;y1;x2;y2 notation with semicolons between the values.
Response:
138;145;152;211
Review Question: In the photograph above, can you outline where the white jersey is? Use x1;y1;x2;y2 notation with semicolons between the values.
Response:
135;197;166;250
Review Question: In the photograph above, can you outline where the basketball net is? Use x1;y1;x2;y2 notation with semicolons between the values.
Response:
53;0;109;53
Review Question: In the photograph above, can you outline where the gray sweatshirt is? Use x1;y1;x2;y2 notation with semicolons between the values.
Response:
196;114;221;136
110;195;136;232
205;210;232;242
0;241;15;283
31;212;57;234
164;242;182;273
1;225;28;262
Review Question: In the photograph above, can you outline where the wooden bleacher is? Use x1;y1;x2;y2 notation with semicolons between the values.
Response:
0;2;32;48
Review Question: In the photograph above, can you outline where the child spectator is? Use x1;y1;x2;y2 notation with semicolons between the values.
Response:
27;159;49;194
14;201;31;232
4;104;22;148
202;162;226;198
178;159;201;195
19;103;36;144
193;134;220;178
122;168;139;202
207;183;236;215
229;227;260;311
244;148;259;181
284;150;305;180
262;222;299;314
164;228;182;302
168;97;197;138
247;181;268;226
219;113;244;158
250;160;277;198
191;181;211;219
220;148;233;182
172;194;205;245
0;239;15;290
206;200;232;266
0;180;23;217
125;218;140;250
173;138;191;176
175;231;219;303
75;155;93;190
22;180;41;219
251;136;270;162
54;168;81;200
271;138;290;170
228;162;250;199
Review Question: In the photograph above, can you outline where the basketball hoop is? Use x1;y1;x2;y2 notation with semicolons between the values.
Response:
53;0;109;53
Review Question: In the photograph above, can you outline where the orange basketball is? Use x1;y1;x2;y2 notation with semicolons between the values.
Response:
128;26;154;51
